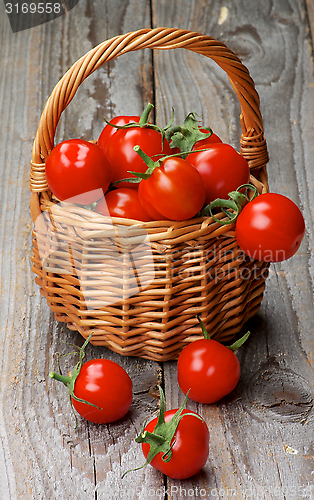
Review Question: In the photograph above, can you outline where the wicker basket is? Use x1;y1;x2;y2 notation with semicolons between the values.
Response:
30;28;269;361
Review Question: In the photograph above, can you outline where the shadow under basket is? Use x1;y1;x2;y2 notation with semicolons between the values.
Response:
30;28;270;361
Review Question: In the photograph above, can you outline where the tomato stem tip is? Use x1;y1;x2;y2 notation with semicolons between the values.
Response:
139;102;154;125
196;314;211;339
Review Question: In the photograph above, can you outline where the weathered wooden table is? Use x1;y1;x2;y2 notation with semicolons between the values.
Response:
1;1;313;499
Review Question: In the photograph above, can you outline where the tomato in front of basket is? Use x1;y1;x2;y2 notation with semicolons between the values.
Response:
122;386;209;480
70;358;133;424
236;192;306;262
45;138;112;205
50;335;133;425
177;317;249;404
134;147;206;221
95;187;153;222
140;408;209;479
186;142;250;204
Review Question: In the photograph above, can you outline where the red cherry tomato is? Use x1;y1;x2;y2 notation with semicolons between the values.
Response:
194;128;222;148
236;193;305;262
142;409;209;479
106;128;172;188
186;143;250;204
71;359;133;424
138;156;205;221
45;139;112;204
177;338;241;404
98;115;140;151
95;188;153;222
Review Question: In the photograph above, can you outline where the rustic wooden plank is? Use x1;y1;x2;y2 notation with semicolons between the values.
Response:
306;0;314;47
1;0;314;498
0;1;162;499
152;0;314;498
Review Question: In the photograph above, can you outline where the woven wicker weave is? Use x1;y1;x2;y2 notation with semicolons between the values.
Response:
30;28;269;361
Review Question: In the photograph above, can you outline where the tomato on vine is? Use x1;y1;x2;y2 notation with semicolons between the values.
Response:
131;146;205;221
98;114;141;150
95;188;153;222
102;103;172;188
122;385;209;479
50;334;133;425
235;192;305;262
177;316;249;404
186;143;250;204
45;139;112;204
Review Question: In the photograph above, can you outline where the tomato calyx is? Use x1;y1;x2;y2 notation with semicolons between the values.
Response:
196;315;250;352
165;112;213;157
200;183;259;224
112;146;181;185
114;145;210;186
121;385;203;478
49;333;103;427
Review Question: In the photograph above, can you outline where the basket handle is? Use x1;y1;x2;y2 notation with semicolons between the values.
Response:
30;27;269;194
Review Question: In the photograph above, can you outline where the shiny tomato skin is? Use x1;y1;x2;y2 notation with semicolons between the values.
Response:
98;115;140;151
71;359;133;424
137;185;168;220
106;128;172;188
45;139;112;204
236;193;306;262
186;143;250;204
138;157;205;221
194;128;222;148
95;188;153;222
177;339;241;404
142;409;209;479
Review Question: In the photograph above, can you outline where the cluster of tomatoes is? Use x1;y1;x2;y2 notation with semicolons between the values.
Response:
45;103;250;220
45;103;305;263
50;317;247;480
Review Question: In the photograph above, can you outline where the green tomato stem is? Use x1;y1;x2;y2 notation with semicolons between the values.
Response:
196;314;250;350
227;331;251;351
165;112;213;156
138;430;166;446
133;145;156;170
130;145;212;183
49;371;72;386
196;314;211;339
200;184;259;223
139;102;154;125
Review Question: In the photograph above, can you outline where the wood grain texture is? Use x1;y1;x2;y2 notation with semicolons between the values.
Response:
0;0;313;499
153;0;314;498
